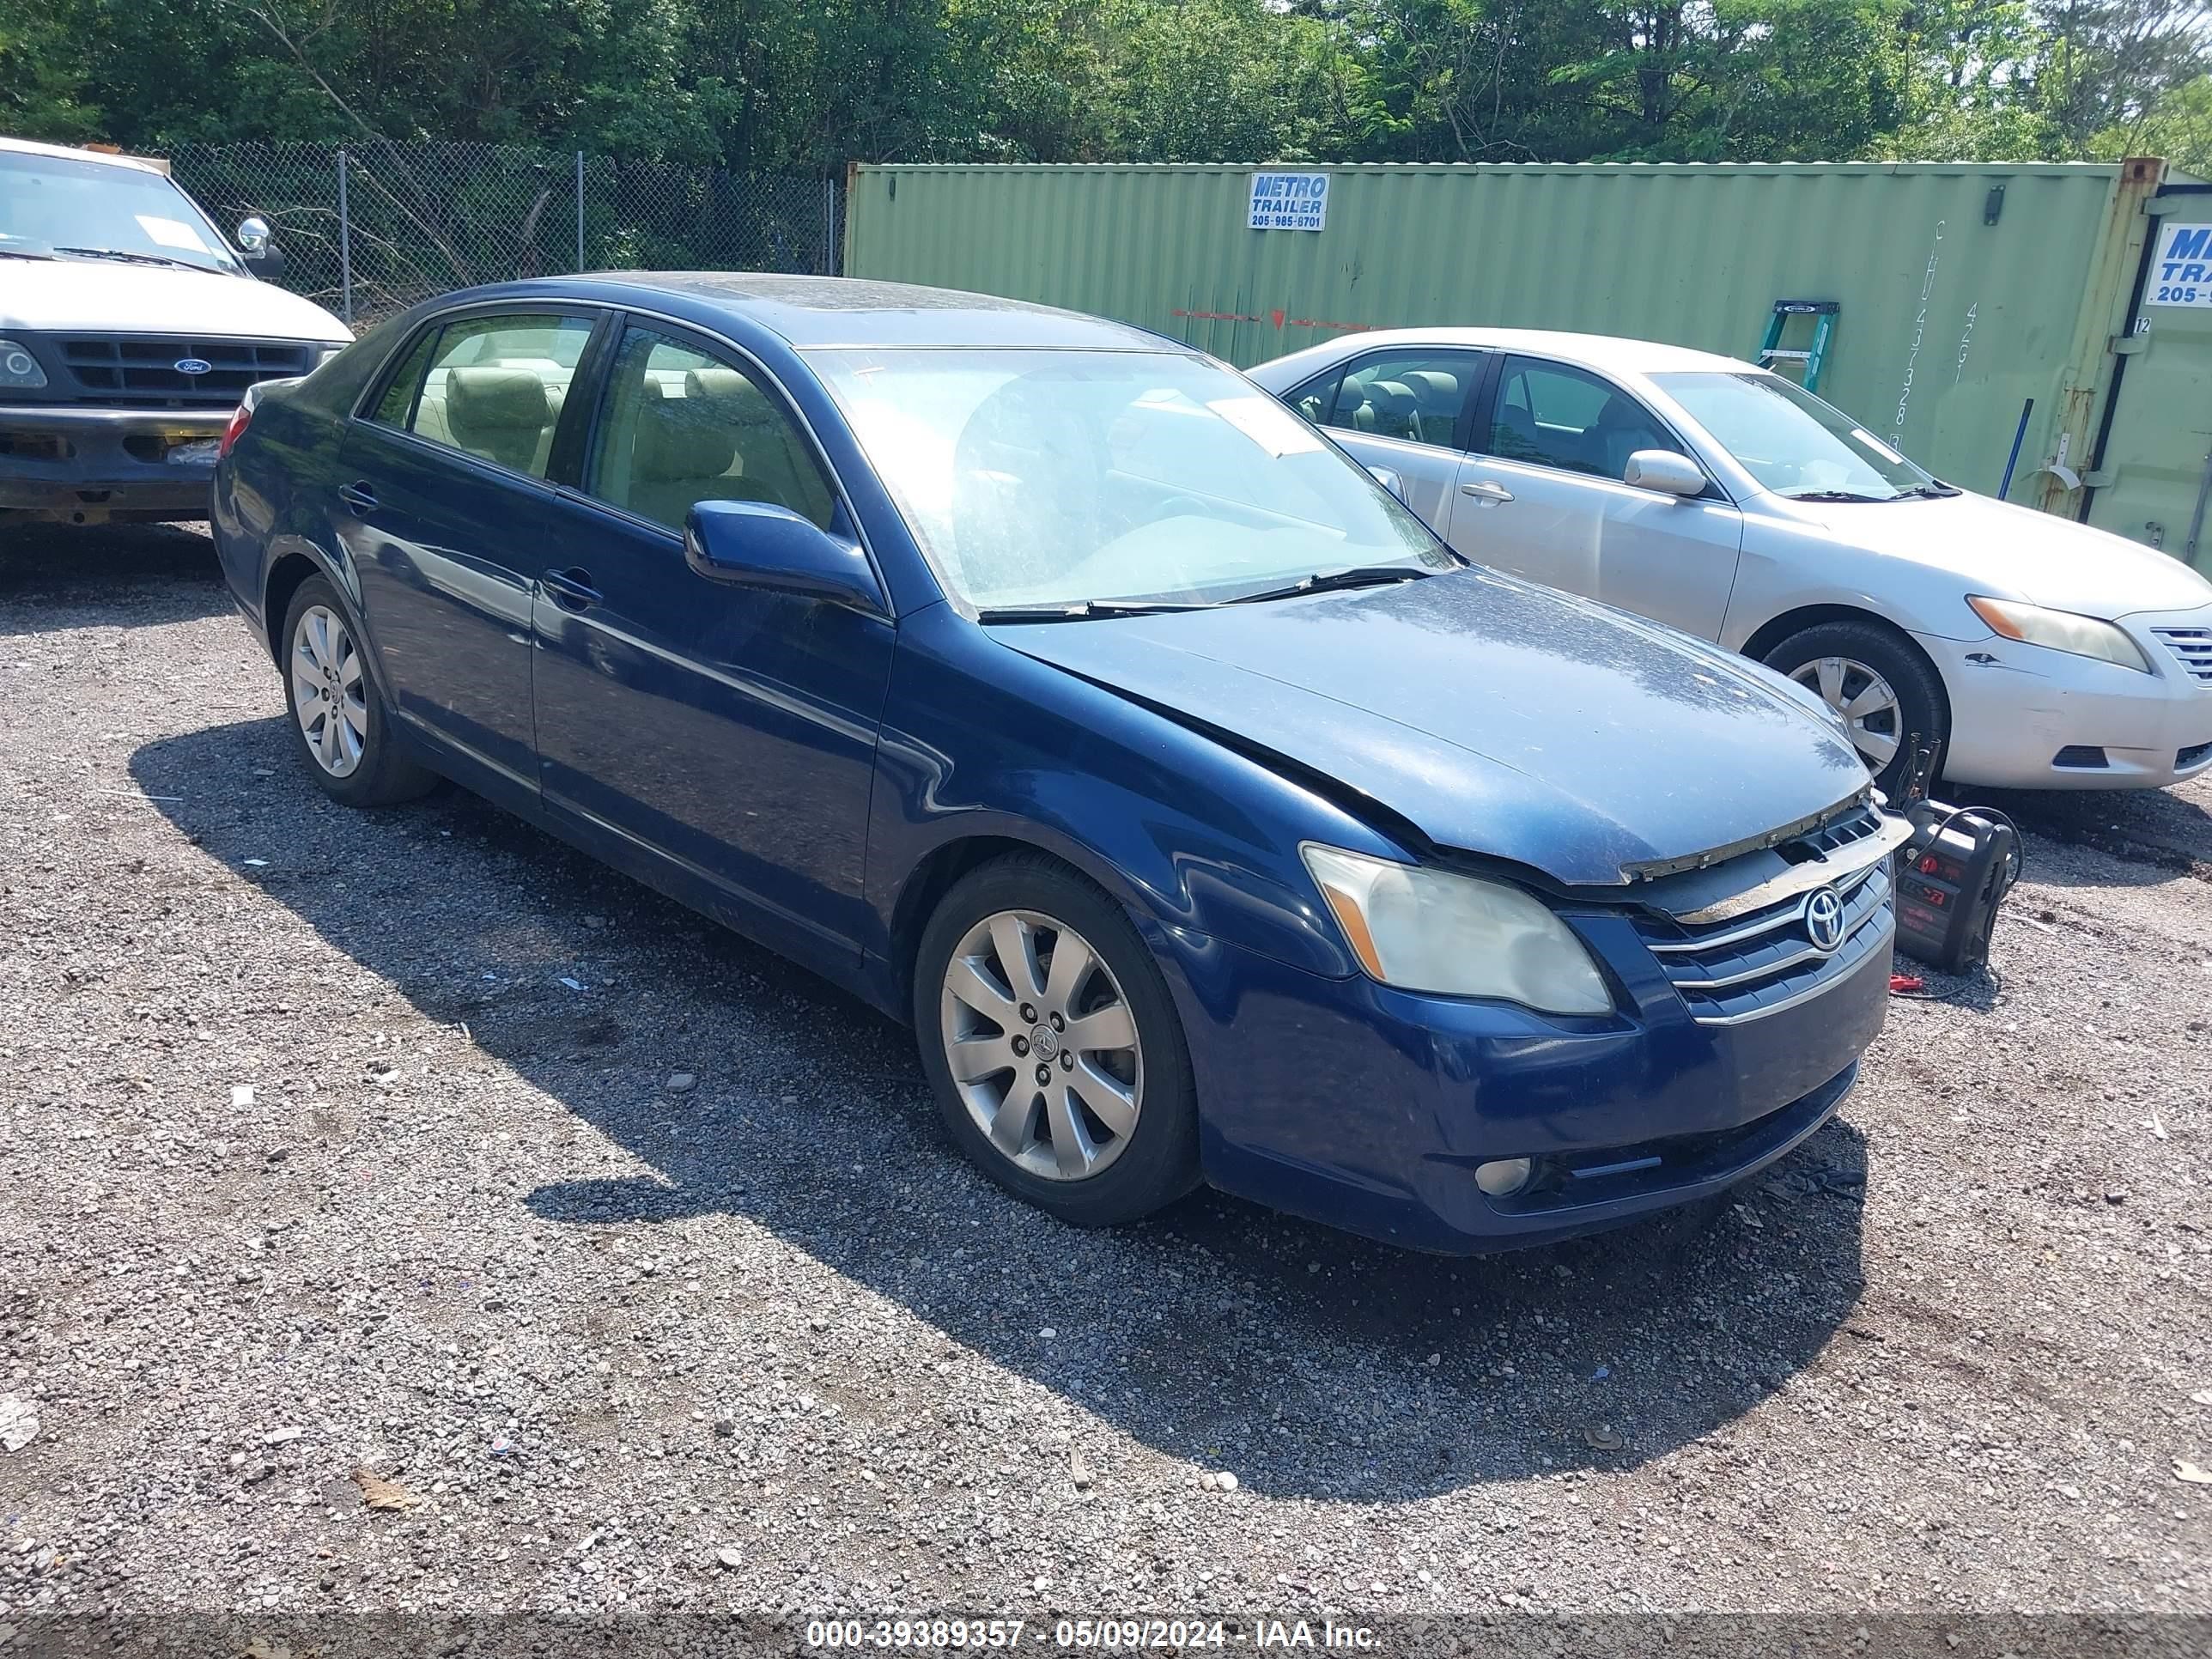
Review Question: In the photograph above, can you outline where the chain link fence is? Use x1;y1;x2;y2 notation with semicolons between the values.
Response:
169;142;843;331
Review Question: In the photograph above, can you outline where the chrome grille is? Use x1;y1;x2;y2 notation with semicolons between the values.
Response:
57;335;317;410
2153;625;2212;684
1636;860;1893;1025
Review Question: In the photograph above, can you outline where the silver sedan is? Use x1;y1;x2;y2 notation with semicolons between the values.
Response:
1247;327;2212;795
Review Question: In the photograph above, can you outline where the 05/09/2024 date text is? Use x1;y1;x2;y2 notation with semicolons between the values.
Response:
805;1620;1383;1651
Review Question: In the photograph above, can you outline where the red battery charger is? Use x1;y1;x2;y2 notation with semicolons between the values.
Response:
1893;800;2019;974
1887;738;2022;975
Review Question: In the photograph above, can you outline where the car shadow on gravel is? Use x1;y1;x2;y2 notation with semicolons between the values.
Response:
0;521;230;635
132;717;1872;1504
1960;781;2212;889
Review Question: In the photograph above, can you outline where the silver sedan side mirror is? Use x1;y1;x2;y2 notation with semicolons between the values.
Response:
236;216;272;253
1366;465;1408;504
1624;449;1707;497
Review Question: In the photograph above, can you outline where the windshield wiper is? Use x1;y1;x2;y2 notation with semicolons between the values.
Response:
975;598;1216;623
1224;564;1431;605
55;246;212;272
1900;479;1963;498
1783;489;1896;503
0;246;56;261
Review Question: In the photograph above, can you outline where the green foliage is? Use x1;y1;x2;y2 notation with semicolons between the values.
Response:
2089;72;2212;173
0;0;102;141
3;0;2207;169
1544;0;1905;161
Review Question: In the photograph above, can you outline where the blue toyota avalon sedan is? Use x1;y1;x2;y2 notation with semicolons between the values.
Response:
210;273;1903;1254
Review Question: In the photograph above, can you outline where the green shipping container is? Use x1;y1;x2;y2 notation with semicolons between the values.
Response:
845;160;2212;565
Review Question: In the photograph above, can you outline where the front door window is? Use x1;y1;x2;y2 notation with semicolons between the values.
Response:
584;325;836;532
1486;356;1675;483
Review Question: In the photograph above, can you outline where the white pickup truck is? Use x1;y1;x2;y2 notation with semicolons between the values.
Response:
1;135;353;527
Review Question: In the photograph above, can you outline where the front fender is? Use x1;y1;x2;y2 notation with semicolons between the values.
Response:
866;605;1395;984
1723;510;1994;652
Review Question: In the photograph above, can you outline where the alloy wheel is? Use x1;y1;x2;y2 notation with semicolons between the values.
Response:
291;604;368;779
938;909;1143;1182
1789;654;1901;772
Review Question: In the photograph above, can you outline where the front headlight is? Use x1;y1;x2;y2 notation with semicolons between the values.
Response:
0;338;47;391
1967;595;2152;674
1301;844;1613;1013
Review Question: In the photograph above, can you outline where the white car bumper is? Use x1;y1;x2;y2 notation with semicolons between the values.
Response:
1921;605;2212;790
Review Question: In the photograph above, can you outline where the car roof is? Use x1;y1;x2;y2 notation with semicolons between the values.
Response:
1313;326;1758;377
0;135;169;175
517;272;1182;352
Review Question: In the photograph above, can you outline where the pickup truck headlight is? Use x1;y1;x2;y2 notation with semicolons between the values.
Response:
1967;595;2151;673
0;339;47;390
1301;844;1613;1013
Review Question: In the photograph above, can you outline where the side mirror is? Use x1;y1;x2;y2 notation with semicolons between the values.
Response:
684;499;884;614
1366;465;1408;504
1623;449;1707;498
236;216;286;277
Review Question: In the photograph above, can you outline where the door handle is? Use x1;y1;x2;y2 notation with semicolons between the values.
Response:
337;481;377;514
540;567;602;611
1460;479;1515;505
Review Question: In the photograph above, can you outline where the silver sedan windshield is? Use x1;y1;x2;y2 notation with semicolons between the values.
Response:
811;348;1446;610
1654;371;1936;501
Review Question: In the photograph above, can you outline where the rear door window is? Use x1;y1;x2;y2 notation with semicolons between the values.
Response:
381;313;595;480
1286;349;1484;450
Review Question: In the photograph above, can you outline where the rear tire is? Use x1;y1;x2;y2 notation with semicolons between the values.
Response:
914;853;1201;1227
279;575;435;807
1763;620;1948;799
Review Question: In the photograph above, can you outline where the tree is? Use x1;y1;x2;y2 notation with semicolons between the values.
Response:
1;0;2206;172
2091;70;2212;171
0;0;101;142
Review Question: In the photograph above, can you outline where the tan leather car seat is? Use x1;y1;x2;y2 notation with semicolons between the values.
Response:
443;368;552;474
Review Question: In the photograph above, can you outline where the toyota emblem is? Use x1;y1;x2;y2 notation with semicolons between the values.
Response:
1804;886;1846;954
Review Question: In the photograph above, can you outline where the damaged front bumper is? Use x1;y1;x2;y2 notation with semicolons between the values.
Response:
0;404;229;525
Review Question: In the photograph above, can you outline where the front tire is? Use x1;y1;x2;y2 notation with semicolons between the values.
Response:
914;854;1200;1227
1764;619;1948;799
279;575;435;807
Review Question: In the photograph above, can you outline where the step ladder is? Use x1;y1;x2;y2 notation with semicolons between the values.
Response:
1758;300;1838;391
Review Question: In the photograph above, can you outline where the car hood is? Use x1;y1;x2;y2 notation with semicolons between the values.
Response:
995;568;1871;888
0;259;354;343
1770;488;2212;617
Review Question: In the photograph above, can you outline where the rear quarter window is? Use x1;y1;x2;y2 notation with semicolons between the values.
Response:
366;329;438;427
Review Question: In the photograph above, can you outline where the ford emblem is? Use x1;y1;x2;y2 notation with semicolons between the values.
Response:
173;356;213;376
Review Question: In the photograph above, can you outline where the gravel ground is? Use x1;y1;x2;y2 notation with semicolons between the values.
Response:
0;524;2207;1627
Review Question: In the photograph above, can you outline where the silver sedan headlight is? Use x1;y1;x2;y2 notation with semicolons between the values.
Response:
1301;844;1613;1013
1968;596;2152;674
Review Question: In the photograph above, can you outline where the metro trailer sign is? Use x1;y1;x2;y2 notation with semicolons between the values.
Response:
2148;222;2212;307
1249;172;1328;231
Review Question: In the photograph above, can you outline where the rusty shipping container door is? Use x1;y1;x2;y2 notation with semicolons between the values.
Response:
2086;182;2212;568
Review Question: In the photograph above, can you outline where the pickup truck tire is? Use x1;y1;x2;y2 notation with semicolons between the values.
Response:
279;576;436;807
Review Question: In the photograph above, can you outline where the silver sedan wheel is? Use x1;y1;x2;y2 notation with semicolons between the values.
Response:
939;909;1143;1182
290;604;368;779
1789;655;1901;772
